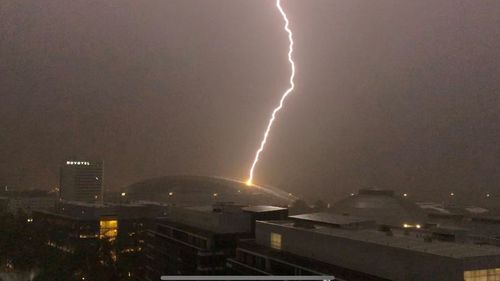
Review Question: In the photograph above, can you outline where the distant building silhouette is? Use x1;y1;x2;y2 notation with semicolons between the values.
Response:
0;190;56;215
60;160;103;203
329;188;426;227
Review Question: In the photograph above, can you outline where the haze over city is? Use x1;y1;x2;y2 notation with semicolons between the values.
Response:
1;0;499;202
3;1;500;281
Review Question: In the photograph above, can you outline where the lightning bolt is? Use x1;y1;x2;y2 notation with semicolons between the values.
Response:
246;0;295;186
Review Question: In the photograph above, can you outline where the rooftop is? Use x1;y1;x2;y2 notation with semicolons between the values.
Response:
242;205;288;213
289;212;374;226
165;204;253;234
34;201;168;220
261;220;500;259
61;200;106;208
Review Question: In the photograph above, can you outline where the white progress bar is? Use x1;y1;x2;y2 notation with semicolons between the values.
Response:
161;276;335;280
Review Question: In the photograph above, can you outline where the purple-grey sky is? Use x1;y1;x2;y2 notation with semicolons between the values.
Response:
1;0;499;201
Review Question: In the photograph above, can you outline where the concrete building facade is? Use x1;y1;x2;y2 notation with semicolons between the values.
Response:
229;213;500;281
143;203;288;280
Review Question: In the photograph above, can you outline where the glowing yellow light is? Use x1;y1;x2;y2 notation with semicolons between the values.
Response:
247;0;296;185
100;218;118;241
416;224;421;229
403;224;409;228
245;179;252;186
270;232;282;250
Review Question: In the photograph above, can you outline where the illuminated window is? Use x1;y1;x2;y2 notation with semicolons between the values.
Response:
100;218;118;241
464;268;500;281
270;232;282;250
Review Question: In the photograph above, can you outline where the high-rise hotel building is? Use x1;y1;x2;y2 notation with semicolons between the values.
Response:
60;160;103;203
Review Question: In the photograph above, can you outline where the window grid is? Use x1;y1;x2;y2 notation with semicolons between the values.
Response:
270;232;282;250
464;268;500;281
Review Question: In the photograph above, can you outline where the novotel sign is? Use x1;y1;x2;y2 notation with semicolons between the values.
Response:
66;161;91;166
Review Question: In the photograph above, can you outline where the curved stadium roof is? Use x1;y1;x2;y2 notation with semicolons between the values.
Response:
127;175;295;207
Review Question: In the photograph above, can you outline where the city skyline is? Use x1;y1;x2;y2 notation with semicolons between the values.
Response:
2;1;500;280
1;0;500;201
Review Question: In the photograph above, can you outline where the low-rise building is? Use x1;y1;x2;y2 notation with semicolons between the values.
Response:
32;201;169;279
143;203;288;280
228;212;500;281
7;196;56;214
0;190;57;215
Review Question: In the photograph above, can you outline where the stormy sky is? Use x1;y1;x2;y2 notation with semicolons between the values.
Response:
1;0;499;201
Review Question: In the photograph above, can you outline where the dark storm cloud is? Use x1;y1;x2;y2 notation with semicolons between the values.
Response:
1;0;499;203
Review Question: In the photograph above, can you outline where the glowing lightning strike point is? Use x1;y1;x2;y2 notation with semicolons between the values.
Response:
246;0;295;186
